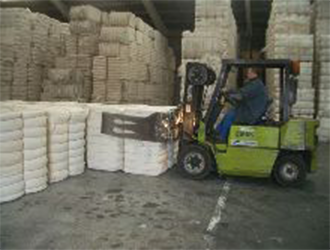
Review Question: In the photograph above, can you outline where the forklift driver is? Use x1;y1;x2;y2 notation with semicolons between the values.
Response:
216;67;269;141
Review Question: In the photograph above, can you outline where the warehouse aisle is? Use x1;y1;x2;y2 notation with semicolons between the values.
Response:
0;167;221;249
213;143;330;249
1;144;329;249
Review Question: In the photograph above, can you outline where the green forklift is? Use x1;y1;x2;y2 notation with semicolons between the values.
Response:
177;59;319;186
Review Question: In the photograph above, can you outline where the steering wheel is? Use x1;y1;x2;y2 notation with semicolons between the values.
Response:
222;91;239;107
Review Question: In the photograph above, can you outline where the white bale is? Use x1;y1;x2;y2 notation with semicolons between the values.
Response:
123;106;178;176
67;106;88;176
46;108;70;183
86;104;125;171
0;108;24;203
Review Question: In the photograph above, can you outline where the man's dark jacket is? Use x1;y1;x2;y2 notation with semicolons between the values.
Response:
235;77;268;125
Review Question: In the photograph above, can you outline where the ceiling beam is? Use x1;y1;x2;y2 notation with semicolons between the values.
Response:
49;0;69;20
244;0;253;37
141;0;168;36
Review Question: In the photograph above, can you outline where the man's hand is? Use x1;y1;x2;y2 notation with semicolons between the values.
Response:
221;90;242;106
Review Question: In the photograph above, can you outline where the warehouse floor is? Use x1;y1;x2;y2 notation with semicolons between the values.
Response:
1;144;329;249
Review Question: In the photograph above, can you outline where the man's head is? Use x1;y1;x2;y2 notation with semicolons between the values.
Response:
246;68;259;80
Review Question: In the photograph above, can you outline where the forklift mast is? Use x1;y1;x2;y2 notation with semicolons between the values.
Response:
182;62;215;137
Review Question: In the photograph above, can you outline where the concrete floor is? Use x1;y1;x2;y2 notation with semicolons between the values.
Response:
1;144;329;249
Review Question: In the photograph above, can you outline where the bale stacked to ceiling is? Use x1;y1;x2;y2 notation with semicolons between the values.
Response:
92;11;176;105
0;44;14;101
266;0;314;120
0;8;69;101
29;14;69;101
313;0;330;141
41;5;101;102
0;8;32;101
180;0;237;108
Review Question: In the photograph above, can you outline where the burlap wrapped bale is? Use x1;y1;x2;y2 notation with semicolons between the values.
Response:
70;5;101;23
109;12;136;27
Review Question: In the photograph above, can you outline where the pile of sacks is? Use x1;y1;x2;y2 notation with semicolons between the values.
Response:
266;0;314;120
180;0;237;109
313;0;330;141
92;11;176;105
87;104;179;176
0;8;69;101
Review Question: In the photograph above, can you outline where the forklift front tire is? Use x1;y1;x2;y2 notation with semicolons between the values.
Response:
273;154;307;187
178;144;212;180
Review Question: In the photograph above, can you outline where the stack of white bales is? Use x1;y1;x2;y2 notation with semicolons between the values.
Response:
6;102;49;194
0;101;48;194
92;11;176;105
46;107;70;183
266;0;314;120
180;0;237;108
22;109;48;193
0;107;24;203
86;104;178;176
68;106;88;176
314;0;330;141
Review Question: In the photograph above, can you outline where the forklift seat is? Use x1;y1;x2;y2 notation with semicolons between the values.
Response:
256;98;273;125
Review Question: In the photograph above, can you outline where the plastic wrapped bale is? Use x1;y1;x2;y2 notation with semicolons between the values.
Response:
86;104;125;171
122;105;179;176
22;109;48;193
0;109;24;203
67;106;89;176
46;107;70;183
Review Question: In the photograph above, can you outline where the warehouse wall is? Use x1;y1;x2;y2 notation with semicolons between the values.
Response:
313;0;330;141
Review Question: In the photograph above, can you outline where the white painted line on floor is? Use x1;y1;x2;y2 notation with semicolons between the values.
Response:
206;180;231;234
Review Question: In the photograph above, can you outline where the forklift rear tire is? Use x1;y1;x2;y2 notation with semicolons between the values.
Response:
178;144;212;180
273;154;307;187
